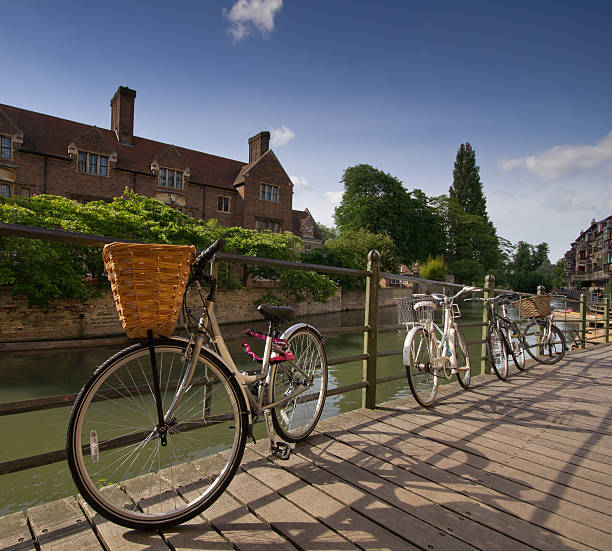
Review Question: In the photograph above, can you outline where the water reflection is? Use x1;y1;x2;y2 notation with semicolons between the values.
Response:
0;300;490;515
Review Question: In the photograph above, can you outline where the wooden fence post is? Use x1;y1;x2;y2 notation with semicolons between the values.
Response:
481;275;495;375
363;250;380;409
537;285;545;296
604;297;610;344
579;294;587;349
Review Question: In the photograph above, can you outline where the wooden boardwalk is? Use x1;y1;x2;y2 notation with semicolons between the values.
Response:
2;345;612;551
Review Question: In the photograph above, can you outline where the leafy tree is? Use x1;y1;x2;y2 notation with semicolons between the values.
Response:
507;241;553;293
334;164;445;263
316;223;338;241
447;143;501;283
419;255;448;281
301;228;399;290
551;259;565;289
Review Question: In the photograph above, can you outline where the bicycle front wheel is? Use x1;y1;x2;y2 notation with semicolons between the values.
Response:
506;320;526;370
454;326;471;389
487;323;509;381
405;326;438;407
270;326;327;442
66;339;248;530
523;320;566;364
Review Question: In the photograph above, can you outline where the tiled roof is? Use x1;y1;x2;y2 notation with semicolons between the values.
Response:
0;103;247;190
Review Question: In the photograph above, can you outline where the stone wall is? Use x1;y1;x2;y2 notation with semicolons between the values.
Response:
0;285;410;343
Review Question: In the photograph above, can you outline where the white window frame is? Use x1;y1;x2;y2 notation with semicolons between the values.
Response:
0;183;10;197
0;136;11;159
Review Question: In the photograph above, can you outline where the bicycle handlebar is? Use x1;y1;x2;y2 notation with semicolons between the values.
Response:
431;286;481;304
192;239;226;274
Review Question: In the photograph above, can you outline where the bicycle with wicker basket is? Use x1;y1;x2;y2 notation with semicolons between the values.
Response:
66;239;327;530
515;294;566;364
397;286;477;407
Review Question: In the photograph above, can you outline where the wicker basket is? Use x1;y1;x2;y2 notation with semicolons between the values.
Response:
103;242;196;339
396;295;437;325
512;295;551;319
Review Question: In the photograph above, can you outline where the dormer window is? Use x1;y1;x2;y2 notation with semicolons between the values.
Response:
1;136;11;159
78;151;109;176
160;168;183;190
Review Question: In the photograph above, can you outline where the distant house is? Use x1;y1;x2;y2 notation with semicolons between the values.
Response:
563;216;612;289
0;86;322;248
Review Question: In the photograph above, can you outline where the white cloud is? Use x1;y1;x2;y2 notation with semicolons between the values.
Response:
271;124;295;146
324;191;343;206
225;0;283;42
500;130;612;180
290;175;309;190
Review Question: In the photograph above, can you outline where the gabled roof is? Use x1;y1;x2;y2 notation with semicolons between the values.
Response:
292;208;323;241
0;103;247;190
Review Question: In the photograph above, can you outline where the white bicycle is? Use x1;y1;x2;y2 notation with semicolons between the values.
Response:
398;287;477;407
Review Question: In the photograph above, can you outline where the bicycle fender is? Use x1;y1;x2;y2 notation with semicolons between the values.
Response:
280;322;324;342
403;326;423;366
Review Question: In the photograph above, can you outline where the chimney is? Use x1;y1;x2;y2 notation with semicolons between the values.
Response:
110;86;136;145
248;131;270;163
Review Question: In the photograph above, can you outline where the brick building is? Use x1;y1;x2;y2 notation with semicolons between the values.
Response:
563;216;612;290
0;86;323;248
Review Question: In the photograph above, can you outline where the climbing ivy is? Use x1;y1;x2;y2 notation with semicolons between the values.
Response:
0;191;337;308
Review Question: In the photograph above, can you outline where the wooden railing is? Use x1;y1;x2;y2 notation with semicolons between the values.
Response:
0;221;610;477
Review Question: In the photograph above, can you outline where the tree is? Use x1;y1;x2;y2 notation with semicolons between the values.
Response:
334;164;445;263
507;241;553;293
419;255;448;281
447;143;501;283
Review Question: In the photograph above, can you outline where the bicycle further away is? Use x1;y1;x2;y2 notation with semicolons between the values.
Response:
515;295;566;364
397;286;477;407
66;239;328;530
467;293;526;381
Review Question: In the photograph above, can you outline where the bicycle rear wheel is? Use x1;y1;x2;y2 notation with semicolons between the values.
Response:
270;326;327;442
405;326;438;407
523;320;566;364
66;339;247;530
454;326;471;389
487;323;509;381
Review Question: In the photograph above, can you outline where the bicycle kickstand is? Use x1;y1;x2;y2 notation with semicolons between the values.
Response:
263;409;293;460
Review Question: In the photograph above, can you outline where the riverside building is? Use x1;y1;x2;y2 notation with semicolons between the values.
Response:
0;86;322;250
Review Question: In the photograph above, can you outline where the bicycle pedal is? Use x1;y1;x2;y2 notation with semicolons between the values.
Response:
271;442;292;460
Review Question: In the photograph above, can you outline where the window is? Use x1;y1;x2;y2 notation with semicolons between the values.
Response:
0;184;9;197
217;196;230;212
78;151;109;176
259;183;279;203
20;188;30;198
187;211;195;218
0;136;11;159
159;168;183;190
256;219;280;233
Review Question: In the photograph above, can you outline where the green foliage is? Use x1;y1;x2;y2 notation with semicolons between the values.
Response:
507;241;553;293
603;280;612;298
333;164;445;263
301;228;399;290
419;255;448;281
316;223;338;241
551;259;565;289
0;192;336;307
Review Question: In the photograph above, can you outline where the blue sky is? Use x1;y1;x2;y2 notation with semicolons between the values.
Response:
3;0;612;262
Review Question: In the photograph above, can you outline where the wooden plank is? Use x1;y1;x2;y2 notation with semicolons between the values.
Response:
305;426;597;551
184;452;298;550
27;496;102;551
78;496;170;551
0;511;36;551
241;444;419;551
326;410;612;536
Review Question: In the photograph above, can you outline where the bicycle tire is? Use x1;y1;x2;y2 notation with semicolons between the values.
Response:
454;326;471;389
505;320;526;370
405;326;438;407
270;325;327;442
487;323;509;381
66;339;248;530
523;320;566;364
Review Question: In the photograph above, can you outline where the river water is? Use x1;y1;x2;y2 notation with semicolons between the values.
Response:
0;300;516;516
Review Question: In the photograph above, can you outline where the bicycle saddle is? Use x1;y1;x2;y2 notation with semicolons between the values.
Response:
257;304;296;322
